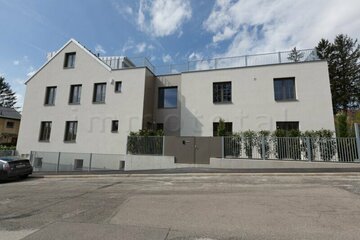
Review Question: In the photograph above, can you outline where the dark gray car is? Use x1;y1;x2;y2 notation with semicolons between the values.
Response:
0;157;33;180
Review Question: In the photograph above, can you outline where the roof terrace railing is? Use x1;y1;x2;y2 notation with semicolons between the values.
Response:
102;48;319;76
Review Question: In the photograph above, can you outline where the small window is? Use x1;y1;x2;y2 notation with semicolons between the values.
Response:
69;84;82;104
213;122;233;136
6;121;14;128
276;121;299;131
74;159;83;170
156;123;164;131
39;121;52;141
115;81;122;93
111;120;119;132
64;121;78;142
158;87;177;108
93;83;106;103
34;157;43;168
64;52;76;68
44;86;57;105
274;78;296;101
213;82;232;103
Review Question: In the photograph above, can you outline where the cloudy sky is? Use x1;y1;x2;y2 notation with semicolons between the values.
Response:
1;0;359;109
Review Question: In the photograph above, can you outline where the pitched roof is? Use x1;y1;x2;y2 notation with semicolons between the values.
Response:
25;39;111;85
0;107;21;120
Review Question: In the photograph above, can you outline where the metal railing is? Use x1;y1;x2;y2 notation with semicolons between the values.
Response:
126;136;163;155
223;137;359;162
29;151;125;172
0;150;16;157
100;49;319;76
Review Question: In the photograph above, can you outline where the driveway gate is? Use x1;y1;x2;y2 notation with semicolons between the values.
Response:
164;136;222;164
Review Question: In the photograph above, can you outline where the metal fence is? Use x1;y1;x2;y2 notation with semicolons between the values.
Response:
29;151;125;172
224;137;359;162
126;136;163;155
0;150;16;157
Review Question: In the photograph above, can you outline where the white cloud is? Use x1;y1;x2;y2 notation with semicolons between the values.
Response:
13;60;20;66
137;0;192;37
204;0;360;56
95;44;106;54
188;52;203;61
26;66;36;77
162;54;172;63
136;42;147;53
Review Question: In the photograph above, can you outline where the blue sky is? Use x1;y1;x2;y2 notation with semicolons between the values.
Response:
0;0;359;110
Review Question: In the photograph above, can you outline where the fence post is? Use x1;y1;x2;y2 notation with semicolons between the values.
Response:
89;153;93;172
221;136;224;159
245;55;248;67
29;151;33;162
162;136;165;156
306;137;312;162
56;152;61;172
354;123;360;162
262;136;266;160
278;52;282;63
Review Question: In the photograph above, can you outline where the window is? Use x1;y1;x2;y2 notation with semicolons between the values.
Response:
74;159;83;170
111;120;119;132
274;78;296;101
93;83;106;103
213;122;233;136
64;121;78;142
69;84;82;104
158;87;177;108
64;52;76;68
39;121;52;141
44;86;57;105
213;82;232;103
156;123;164;131
276;121;299;131
115;81;122;93
6;121;14;128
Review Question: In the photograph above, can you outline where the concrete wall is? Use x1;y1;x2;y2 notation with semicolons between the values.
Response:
17;41;148;155
180;61;335;136
124;155;175;171
153;74;181;136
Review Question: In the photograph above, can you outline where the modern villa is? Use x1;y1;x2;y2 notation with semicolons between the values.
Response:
16;39;335;157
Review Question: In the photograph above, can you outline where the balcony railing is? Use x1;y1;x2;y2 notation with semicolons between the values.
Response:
101;48;319;76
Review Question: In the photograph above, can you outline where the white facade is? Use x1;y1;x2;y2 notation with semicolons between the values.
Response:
17;39;335;156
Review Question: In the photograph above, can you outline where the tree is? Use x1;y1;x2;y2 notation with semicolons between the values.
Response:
316;34;360;113
0;77;17;108
216;118;226;136
288;47;304;62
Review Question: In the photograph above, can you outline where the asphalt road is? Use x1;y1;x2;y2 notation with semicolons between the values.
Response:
1;173;360;240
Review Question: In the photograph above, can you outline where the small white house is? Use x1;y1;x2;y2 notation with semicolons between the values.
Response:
16;39;335;156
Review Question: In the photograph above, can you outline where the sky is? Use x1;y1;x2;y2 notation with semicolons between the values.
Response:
0;0;359;110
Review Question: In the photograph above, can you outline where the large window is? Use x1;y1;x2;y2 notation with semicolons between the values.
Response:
64;52;76;68
213;122;233;136
64;121;78;142
93;83;106;103
276;121;299;131
158;87;177;108
213;82;232;103
44;86;57;105
69;84;82;104
274;78;296;101
39;121;52;141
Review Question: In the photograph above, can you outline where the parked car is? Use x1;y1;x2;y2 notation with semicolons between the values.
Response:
0;157;33;181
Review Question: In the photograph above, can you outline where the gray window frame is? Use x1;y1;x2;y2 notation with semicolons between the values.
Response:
64;121;78;142
64;52;76;68
39;121;52;142
93;83;107;103
115;81;122;93
44;86;57;106
69;84;82;104
273;77;296;101
158;86;178;109
111;120;119;132
213;82;232;103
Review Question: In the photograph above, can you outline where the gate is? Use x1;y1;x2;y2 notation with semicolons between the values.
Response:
164;136;222;164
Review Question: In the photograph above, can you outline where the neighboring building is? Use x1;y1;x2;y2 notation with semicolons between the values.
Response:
16;39;335;156
0;107;21;145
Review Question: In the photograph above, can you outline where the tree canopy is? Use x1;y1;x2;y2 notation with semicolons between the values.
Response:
0;76;17;108
316;34;360;113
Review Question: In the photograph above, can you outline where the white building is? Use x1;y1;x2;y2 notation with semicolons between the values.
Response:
16;39;335;156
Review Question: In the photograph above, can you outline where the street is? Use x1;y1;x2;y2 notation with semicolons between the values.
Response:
1;173;360;239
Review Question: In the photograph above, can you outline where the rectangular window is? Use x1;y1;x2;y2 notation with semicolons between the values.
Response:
111;120;119;132
274;78;296;101
64;52;76;68
69;84;82;104
115;81;122;93
213;122;233;136
158;87;177;108
39;121;52;141
74;159;83;170
64;121;78;142
213;82;232;103
276;121;299;131
6;121;14;128
93;83;106;103
44;86;57;105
